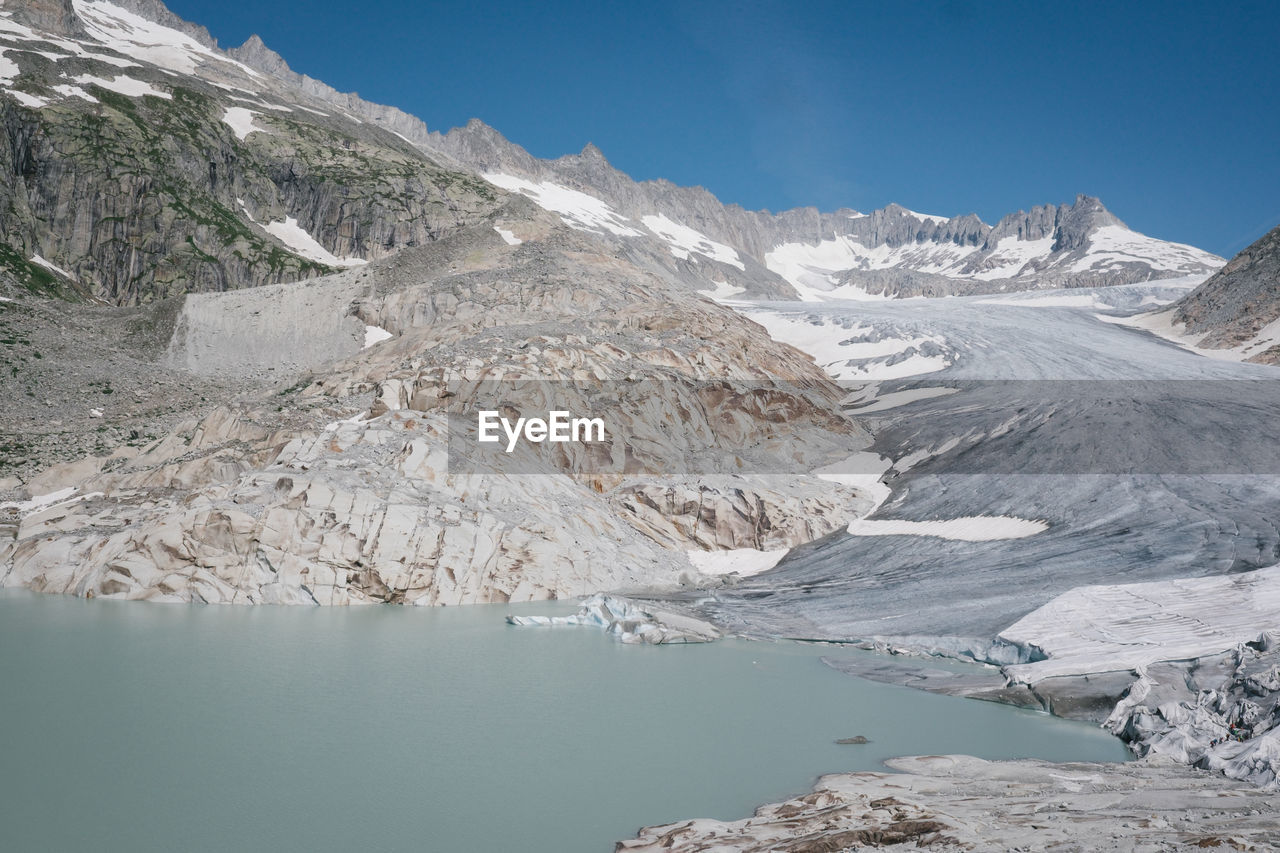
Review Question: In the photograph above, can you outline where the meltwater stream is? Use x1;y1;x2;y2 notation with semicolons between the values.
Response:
0;592;1127;852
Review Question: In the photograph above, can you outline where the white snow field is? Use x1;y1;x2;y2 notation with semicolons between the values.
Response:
1071;225;1221;274
686;548;790;577
1001;566;1280;681
263;217;367;268
221;106;267;141
73;0;259;77
763;224;1221;299
482;173;642;236
641;213;744;269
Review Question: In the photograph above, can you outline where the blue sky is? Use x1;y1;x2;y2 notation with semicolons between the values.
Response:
169;0;1279;257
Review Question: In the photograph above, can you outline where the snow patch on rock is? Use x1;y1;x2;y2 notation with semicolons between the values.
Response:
72;72;169;99
493;226;522;246
263;217;367;268
362;325;392;349
686;548;788;577
641;213;744;269
29;254;74;280
221;106;266;141
482;173;642;236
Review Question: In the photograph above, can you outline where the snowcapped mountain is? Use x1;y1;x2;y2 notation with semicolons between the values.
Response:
422;120;1223;300
0;0;1224;306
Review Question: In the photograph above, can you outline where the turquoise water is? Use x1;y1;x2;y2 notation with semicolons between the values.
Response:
0;592;1128;852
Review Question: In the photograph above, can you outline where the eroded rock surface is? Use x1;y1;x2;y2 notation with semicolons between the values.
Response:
619;755;1280;852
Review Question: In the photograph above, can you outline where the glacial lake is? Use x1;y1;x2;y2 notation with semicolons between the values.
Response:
0;591;1129;852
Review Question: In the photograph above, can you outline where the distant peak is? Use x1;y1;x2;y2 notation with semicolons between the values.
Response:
230;33;291;75
461;117;505;136
580;142;606;160
1072;193;1107;211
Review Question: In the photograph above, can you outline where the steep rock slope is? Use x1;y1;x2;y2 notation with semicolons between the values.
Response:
0;0;503;304
1173;222;1280;363
1;203;874;605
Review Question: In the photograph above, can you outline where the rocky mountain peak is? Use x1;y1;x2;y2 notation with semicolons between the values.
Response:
425;118;541;174
1053;194;1125;252
229;33;291;76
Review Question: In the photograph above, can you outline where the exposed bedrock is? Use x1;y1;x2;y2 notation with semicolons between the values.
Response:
618;754;1280;852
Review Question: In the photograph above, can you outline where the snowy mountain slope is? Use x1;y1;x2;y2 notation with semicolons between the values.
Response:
2;0;1220;305
423;121;1223;299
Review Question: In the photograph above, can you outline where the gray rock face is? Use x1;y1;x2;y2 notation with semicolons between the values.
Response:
0;1;505;304
225;35;443;151
6;0;85;37
1174;222;1280;362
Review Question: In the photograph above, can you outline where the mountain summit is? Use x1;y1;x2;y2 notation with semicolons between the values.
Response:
1;0;1223;305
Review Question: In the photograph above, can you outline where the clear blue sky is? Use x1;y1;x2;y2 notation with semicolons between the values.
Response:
169;0;1279;258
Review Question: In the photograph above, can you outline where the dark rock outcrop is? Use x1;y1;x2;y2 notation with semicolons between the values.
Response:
1175;222;1280;362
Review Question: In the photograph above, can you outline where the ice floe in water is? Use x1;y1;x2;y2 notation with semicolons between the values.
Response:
507;594;720;644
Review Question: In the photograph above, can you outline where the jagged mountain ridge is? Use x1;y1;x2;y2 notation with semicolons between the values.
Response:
423;118;1224;298
1;0;1222;306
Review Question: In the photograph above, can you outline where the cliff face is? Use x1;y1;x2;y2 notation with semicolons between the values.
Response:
1174;223;1280;363
0;3;503;304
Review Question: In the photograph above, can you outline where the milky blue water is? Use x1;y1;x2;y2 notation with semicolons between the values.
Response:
0;592;1128;852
